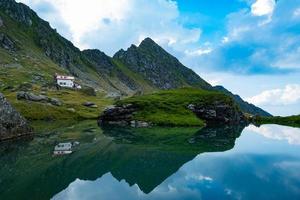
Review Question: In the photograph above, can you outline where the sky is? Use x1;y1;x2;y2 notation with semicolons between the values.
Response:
17;0;300;116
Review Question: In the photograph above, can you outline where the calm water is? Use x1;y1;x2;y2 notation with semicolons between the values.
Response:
1;122;300;200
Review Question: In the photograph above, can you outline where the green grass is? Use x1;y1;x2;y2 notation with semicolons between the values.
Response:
4;88;114;121
255;115;300;128
117;88;234;127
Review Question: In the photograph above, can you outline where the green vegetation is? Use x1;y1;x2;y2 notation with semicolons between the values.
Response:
255;115;300;128
118;88;234;127
3;88;113;121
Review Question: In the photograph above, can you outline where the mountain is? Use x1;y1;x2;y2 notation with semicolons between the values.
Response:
0;0;271;117
0;0;151;95
113;38;271;116
114;38;212;90
213;86;272;117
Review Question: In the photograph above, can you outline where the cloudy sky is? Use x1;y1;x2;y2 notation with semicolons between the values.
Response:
17;0;300;116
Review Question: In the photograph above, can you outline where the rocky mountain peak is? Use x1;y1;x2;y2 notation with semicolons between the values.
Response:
82;49;115;73
0;0;34;26
139;37;159;48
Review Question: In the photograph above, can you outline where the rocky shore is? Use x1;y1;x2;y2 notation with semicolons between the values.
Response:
98;104;151;128
187;101;247;125
0;93;33;141
98;100;247;128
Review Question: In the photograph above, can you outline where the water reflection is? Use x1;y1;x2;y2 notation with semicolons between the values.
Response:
246;124;300;145
0;122;245;200
53;124;300;200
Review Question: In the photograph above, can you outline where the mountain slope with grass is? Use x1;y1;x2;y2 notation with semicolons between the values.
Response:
0;0;153;96
99;88;247;127
0;0;271;122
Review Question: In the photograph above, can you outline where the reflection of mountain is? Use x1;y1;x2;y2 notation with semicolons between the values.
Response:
0;123;245;200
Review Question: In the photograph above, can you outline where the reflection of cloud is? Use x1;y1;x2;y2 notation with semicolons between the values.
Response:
246;125;300;145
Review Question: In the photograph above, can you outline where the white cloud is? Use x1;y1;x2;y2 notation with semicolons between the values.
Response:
246;124;300;145
251;0;276;16
246;84;300;106
293;7;300;17
17;0;201;55
184;48;212;56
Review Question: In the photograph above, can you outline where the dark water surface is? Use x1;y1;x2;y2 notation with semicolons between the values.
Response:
1;121;300;200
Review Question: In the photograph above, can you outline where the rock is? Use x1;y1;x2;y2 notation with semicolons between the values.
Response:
187;101;247;125
0;93;33;141
0;33;16;51
98;104;139;127
17;91;47;101
0;16;3;27
83;102;96;107
67;108;76;113
49;98;62;106
17;91;62;106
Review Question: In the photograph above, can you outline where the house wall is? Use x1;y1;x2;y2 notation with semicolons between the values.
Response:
57;79;74;88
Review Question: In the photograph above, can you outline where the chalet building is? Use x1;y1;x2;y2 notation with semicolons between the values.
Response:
54;74;81;89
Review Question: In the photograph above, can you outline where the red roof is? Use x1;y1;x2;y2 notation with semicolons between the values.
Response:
55;75;75;80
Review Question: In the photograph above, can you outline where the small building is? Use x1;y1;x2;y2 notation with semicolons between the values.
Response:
54;74;81;89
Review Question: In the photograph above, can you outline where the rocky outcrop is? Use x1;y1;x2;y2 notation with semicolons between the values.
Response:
0;93;32;141
113;38;212;90
0;16;3;27
17;91;62;106
98;104;151;128
0;33;16;51
82;102;98;108
187;101;247;125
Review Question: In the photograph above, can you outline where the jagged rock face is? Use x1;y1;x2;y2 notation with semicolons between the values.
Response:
0;0;33;26
82;49;115;74
114;38;212;90
0;33;16;51
187;101;247;125
0;16;3;27
0;93;32;141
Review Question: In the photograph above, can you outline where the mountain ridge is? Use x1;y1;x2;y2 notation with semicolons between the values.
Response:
0;0;271;117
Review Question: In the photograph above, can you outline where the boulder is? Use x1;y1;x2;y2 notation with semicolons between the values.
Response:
98;104;141;127
187;101;247;125
0;93;33;141
17;91;62;106
49;98;62;106
82;102;97;108
67;108;76;113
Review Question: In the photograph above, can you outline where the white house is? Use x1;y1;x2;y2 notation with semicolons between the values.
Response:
55;74;81;89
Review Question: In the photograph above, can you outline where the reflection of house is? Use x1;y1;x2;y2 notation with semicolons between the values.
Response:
54;74;81;89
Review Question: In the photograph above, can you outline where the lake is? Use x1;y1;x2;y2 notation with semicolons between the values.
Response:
1;121;300;200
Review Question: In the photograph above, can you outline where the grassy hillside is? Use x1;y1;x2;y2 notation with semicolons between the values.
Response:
117;88;235;126
0;0;155;96
3;88;113;121
255;115;300;128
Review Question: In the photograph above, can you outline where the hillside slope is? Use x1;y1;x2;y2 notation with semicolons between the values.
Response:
0;0;152;95
0;0;271;117
114;38;212;90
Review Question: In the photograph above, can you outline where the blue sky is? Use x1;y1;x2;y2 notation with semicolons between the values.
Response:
17;0;300;116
